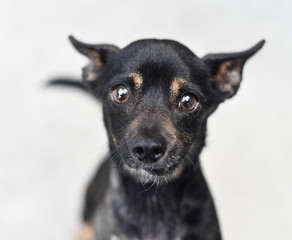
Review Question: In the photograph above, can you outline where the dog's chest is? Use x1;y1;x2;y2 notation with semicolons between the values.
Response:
93;173;186;240
115;195;183;239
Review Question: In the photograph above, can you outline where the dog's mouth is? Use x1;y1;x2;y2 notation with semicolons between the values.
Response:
123;161;184;184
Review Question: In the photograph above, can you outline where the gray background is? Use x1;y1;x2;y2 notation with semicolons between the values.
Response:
1;0;291;239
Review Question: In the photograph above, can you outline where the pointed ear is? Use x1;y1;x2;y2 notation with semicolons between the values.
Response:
203;40;265;100
69;36;119;90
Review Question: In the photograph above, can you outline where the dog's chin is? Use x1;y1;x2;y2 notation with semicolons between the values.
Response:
122;158;184;184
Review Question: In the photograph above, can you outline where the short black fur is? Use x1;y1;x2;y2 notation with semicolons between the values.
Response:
50;36;264;240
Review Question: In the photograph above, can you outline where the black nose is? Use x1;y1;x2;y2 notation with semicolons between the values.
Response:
132;136;166;163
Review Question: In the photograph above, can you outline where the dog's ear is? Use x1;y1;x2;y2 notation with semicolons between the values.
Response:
203;40;265;100
69;36;119;90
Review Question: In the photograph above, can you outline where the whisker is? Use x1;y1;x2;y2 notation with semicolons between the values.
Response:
140;178;156;193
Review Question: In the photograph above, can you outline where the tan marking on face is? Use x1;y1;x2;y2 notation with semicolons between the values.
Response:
126;114;178;143
129;72;143;90
77;223;94;240
161;116;178;145
170;77;186;102
125;116;141;137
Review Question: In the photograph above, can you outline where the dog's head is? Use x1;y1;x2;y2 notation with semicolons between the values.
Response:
70;36;264;184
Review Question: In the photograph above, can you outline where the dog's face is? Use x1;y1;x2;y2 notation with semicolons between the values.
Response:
70;37;264;184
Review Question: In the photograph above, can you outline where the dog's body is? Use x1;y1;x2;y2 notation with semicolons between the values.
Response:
52;37;264;240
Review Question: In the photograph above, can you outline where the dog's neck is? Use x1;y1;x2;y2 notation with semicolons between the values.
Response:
108;160;214;238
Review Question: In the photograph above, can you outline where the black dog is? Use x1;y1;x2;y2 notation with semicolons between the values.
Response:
51;36;264;240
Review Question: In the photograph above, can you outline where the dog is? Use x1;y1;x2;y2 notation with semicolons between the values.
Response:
50;36;264;240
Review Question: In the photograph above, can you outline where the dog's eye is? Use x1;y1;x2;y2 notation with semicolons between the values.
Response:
112;85;130;103
179;93;199;111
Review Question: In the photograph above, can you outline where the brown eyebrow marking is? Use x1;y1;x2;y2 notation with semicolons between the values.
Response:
170;77;186;101
129;72;143;90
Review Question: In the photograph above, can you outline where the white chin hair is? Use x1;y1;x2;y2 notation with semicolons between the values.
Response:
123;163;183;184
